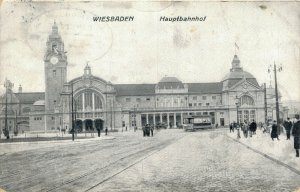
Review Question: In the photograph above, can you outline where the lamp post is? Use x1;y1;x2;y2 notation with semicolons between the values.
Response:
4;79;13;139
133;105;137;131
71;83;75;141
235;95;240;125
235;95;241;138
54;100;57;132
268;62;282;135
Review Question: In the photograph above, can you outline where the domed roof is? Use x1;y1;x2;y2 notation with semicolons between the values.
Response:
33;100;45;106
159;76;181;83
222;54;259;89
222;70;256;81
157;76;184;89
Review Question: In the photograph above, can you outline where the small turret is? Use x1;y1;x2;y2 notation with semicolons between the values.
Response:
84;63;92;76
18;84;22;93
231;54;243;72
52;21;58;34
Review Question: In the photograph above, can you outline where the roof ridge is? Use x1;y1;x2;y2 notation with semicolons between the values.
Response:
15;92;45;94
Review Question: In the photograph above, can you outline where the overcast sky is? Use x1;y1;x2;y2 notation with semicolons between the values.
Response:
0;1;299;101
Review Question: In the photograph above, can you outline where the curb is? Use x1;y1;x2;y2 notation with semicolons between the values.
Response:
226;135;300;176
0;136;116;145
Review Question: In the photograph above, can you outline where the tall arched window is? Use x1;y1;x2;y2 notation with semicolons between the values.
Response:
239;95;254;106
94;94;102;110
75;90;103;112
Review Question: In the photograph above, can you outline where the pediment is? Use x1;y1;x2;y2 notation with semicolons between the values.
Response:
229;79;261;92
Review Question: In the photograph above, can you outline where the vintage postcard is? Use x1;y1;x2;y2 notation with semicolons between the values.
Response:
0;1;300;191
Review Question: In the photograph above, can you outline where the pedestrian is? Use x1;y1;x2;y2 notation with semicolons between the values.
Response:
249;120;257;136
229;123;234;133
126;126;127;131
105;127;108;135
271;120;280;141
242;122;248;138
284;118;292;140
292;114;300;157
97;128;101;137
150;126;154;137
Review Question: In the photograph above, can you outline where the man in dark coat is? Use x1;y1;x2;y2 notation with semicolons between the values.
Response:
229;123;234;133
271;120;279;141
97;128;101;137
292;115;300;157
150;125;154;137
284;118;293;140
249;120;257;137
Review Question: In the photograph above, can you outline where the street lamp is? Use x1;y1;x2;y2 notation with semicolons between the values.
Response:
268;62;282;134
235;95;241;138
4;78;13;139
133;105;137;131
235;95;240;125
71;83;75;141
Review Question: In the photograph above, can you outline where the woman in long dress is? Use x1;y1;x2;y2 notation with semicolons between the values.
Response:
271;120;280;141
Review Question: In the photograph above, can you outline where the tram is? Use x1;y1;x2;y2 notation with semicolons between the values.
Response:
182;115;212;131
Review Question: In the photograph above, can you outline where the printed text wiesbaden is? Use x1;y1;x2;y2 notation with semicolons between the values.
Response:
93;16;134;22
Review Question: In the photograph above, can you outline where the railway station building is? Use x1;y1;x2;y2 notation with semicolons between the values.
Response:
0;23;289;133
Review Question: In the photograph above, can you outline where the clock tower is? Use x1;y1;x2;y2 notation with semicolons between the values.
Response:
44;21;67;113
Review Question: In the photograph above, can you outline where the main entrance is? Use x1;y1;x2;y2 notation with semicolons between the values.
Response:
74;119;104;132
95;119;104;130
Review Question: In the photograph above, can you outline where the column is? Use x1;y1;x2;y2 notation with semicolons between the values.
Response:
174;113;177;128
167;113;170;128
146;113;149;124
92;120;96;130
153;113;156;126
83;120;86;131
82;93;85;112
160;113;162;123
92;92;95;118
180;112;183;125
92;92;95;111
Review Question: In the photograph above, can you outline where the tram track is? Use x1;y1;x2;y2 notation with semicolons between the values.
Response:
0;137;143;191
44;133;190;192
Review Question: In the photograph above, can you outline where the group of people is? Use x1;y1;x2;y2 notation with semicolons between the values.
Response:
229;120;257;138
271;115;300;157
230;115;300;158
143;124;154;137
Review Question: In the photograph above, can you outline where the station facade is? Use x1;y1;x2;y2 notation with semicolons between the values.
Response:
0;23;289;133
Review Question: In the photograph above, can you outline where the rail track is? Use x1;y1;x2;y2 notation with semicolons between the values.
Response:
43;133;189;192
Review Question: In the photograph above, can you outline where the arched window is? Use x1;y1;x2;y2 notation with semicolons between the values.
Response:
239;95;254;106
94;94;102;110
75;90;103;112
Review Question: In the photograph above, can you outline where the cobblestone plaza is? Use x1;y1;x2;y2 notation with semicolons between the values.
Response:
0;129;299;192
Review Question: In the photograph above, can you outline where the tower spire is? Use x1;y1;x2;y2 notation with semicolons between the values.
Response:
52;20;58;34
84;62;91;76
231;54;242;72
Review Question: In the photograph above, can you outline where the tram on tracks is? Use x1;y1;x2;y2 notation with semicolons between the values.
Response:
182;115;212;131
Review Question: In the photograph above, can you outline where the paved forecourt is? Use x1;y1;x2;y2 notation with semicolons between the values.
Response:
91;130;300;192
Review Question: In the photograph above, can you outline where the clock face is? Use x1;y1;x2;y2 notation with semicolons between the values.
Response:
50;56;59;64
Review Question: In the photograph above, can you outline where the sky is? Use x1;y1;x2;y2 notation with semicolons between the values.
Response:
0;1;299;101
